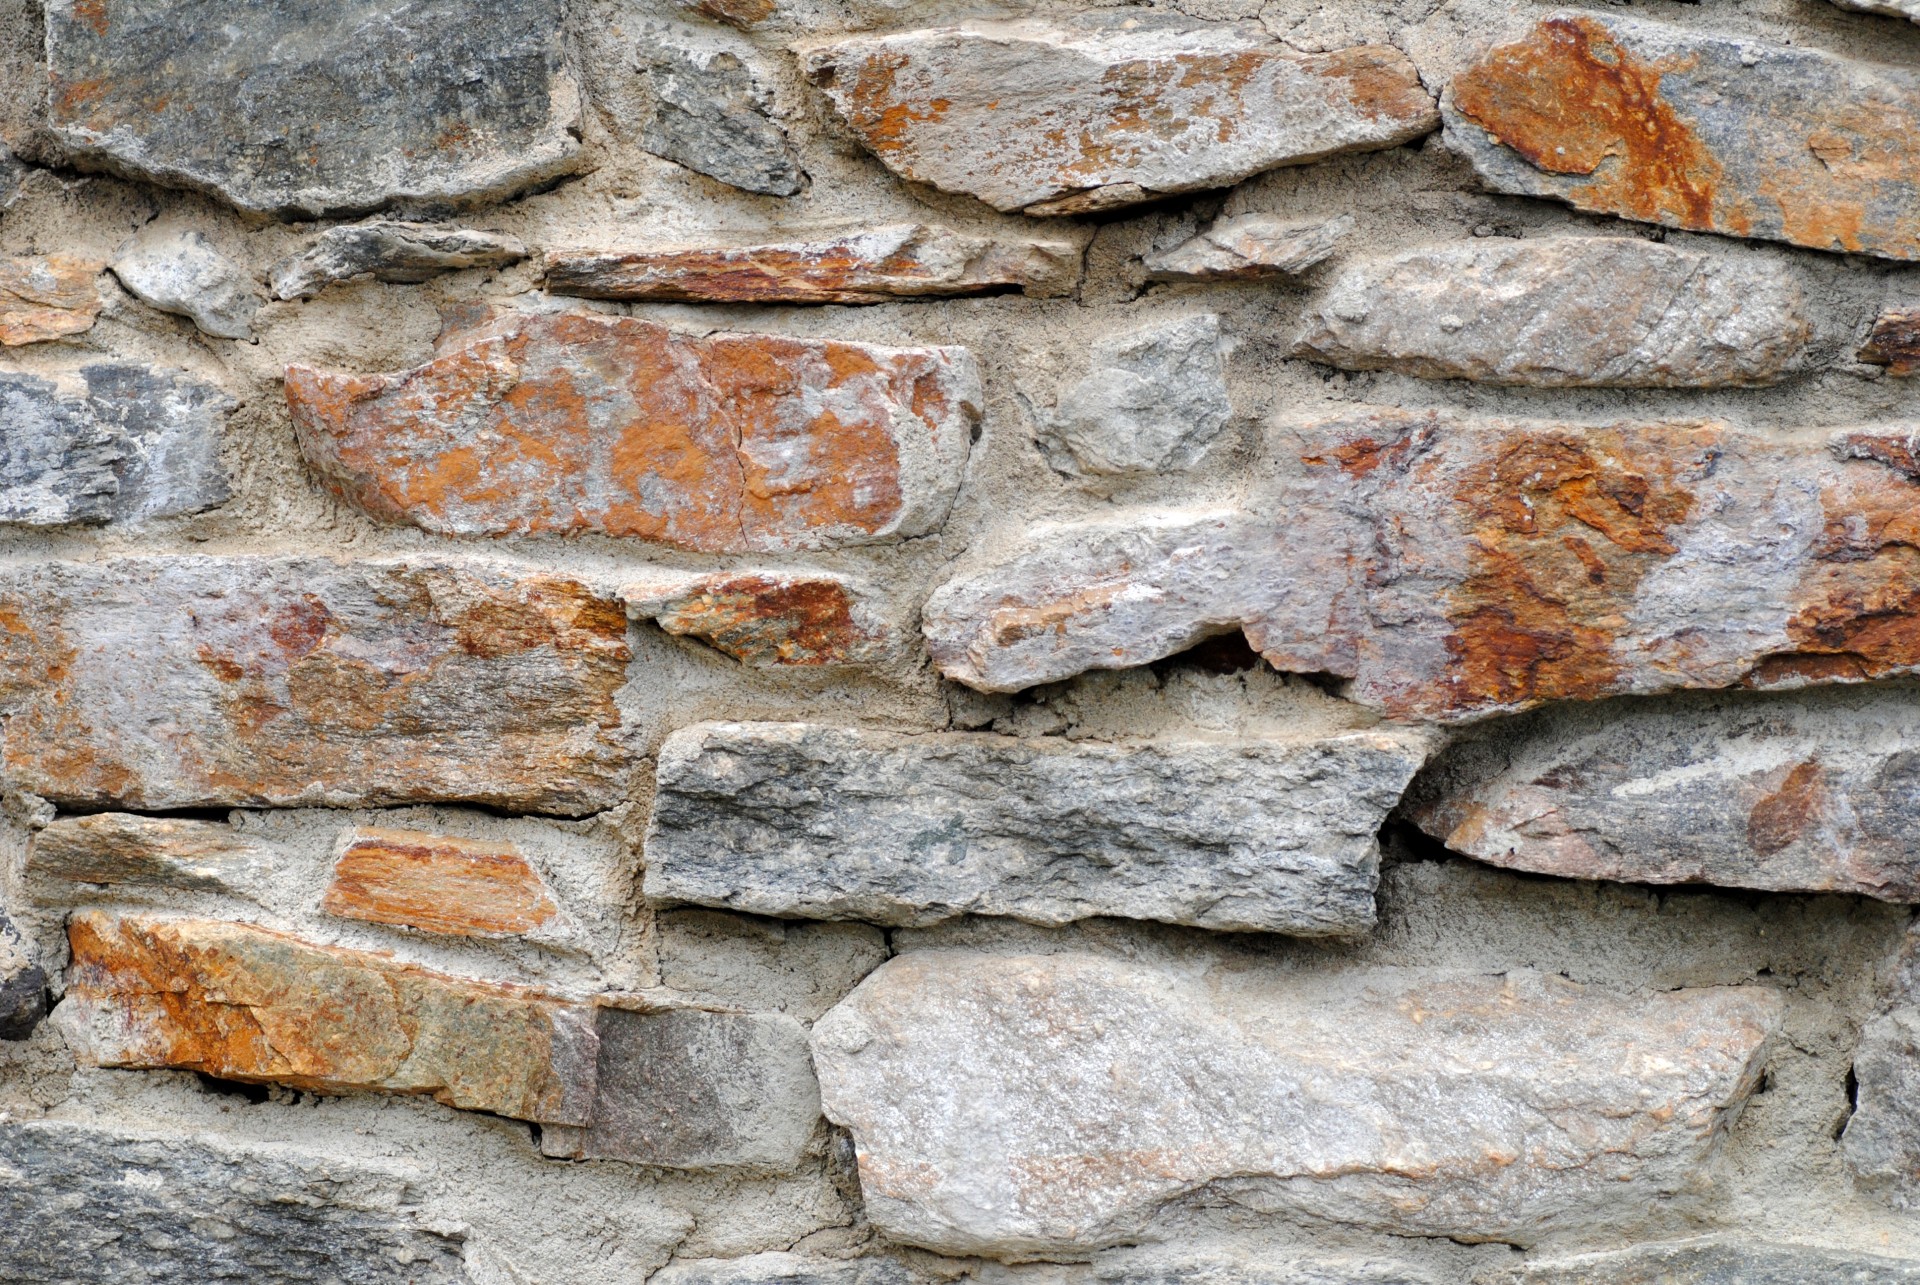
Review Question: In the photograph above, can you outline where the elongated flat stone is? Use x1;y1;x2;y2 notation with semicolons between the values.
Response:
0;364;230;526
813;952;1781;1255
1832;0;1920;21
624;573;891;667
1485;1239;1920;1284
1861;307;1920;375
0;557;631;813
45;0;582;217
0;911;45;1040
1406;686;1920;898
1444;12;1920;259
1294;237;1807;386
1143;214;1351;281
803;16;1436;216
0;1120;470;1284
0;255;101;345
62;912;597;1123
545;225;1080;304
653;1254;906;1285
270;222;530;300
30;813;272;895
323;827;560;938
646;722;1426;933
925;412;1920;720
288;310;978;552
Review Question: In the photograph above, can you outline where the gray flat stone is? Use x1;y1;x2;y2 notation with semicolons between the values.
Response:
0;911;45;1040
1144;214;1352;281
1039;314;1232;476
640;33;802;196
270;222;530;299
1847;924;1920;1204
645;721;1426;934
1482;1238;1920;1283
1099;1253;1435;1285
30;812;274;897
1831;0;1920;20
112;227;260;340
652;1254;909;1285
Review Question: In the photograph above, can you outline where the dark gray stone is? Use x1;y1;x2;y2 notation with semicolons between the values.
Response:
0;1120;469;1282
0;364;231;526
45;0;583;218
0;912;45;1041
1483;1238;1920;1283
639;36;802;196
271;222;531;299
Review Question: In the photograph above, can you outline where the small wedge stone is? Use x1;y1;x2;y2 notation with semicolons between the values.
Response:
1144;214;1352;281
270;223;530;300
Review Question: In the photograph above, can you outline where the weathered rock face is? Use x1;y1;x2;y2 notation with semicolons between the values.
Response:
803;16;1437;215
0;1121;471;1284
45;0;583;217
1143;214;1351;281
1831;0;1920;21
1101;1254;1435;1285
0;364;230;527
1861;307;1920;375
322;827;560;938
813;951;1781;1256
1038;314;1232;476
623;573;892;666
62;912;598;1123
645;722;1426;933
544;225;1080;304
926;411;1920;720
653;1254;907;1285
540;1005;819;1170
0;557;632;813
0;912;46;1040
638;36;803;196
29;813;271;896
1293;237;1808;386
110;227;260;340
269;222;530;300
0;255;101;345
287;310;979;552
1443;12;1920;259
1406;686;1920;899
1845;925;1920;1203
1485;1239;1920;1283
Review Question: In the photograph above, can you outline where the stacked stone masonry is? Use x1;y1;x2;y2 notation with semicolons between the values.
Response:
7;0;1920;1281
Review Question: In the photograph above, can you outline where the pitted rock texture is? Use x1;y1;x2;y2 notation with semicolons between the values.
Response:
624;573;892;666
0;255;101;345
0;1121;471;1284
63;912;598;1123
926;411;1920;720
813;951;1782;1255
1831;0;1920;20
45;0;583;217
323;827;560;938
287;309;979;552
1293;236;1808;387
545;225;1081;303
1143;213;1352;281
1407;686;1920;899
645;722;1426;933
0;557;632;813
1444;12;1920;259
270;222;530;300
0;363;230;526
803;16;1437;215
1038;313;1232;475
1484;1239;1920;1283
1861;307;1920;376
638;35;803;196
0;911;46;1040
1845;925;1920;1202
111;227;260;340
30;813;272;896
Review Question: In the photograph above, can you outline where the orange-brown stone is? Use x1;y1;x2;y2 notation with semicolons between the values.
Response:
323;827;560;937
624;572;890;666
1860;307;1920;375
0;255;101;344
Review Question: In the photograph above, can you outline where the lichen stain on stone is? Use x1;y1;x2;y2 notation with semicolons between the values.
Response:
323;827;559;937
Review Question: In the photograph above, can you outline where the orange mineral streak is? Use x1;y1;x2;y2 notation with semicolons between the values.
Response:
1322;44;1435;125
652;575;873;665
1746;759;1828;855
71;0;110;36
0;255;102;345
323;827;560;937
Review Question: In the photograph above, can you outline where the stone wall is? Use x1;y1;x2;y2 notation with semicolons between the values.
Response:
2;0;1920;1280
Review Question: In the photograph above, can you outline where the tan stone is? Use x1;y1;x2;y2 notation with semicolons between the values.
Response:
322;827;560;938
0;255;101;345
1861;307;1920;375
623;572;891;667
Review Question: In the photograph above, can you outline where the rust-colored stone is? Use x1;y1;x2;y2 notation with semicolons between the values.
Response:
322;827;560;938
623;572;890;666
286;309;979;552
62;912;597;1123
0;255;101;344
1861;307;1920;375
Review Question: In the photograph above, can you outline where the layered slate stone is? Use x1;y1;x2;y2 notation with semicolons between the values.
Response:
270;223;530;300
322;827;560;938
62;912;598;1124
1038;314;1232;476
0;255;101;345
623;573;892;667
653;1256;907;1285
0;911;46;1040
803;16;1437;216
1845;923;1920;1202
544;225;1080;304
0;364;230;526
540;1004;818;1170
646;722;1426;933
45;0;583;218
30;813;271;896
639;37;803;196
1293;237;1807;386
287;310;979;553
0;557;631;813
0;1120;470;1284
1443;12;1920;259
1861;307;1920;375
925;411;1920;720
813;952;1781;1255
1488;1239;1920;1283
1143;214;1352;282
1406;686;1920;899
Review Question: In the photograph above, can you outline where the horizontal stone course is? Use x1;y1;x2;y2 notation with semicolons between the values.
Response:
322;827;561;938
29;813;272;896
623;573;892;667
1483;1239;1920;1283
270;222;530;299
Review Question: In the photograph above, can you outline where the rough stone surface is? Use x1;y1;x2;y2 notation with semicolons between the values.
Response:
639;35;802;196
0;254;102;344
813;951;1782;1256
111;227;260;339
1831;0;1920;21
1406;686;1920;899
540;1005;818;1170
803;16;1437;215
926;411;1920;720
0;364;230;527
0;1120;470;1284
45;0;583;217
0;911;46;1040
269;222;529;300
288;309;979;551
1861;307;1920;376
1845;924;1920;1202
623;573;892;667
322;827;560;938
544;225;1080;303
1037;314;1232;476
0;557;632;812
645;721;1426;933
1143;214;1352;281
1293;236;1808;387
1101;1255;1435;1285
62;912;599;1123
1444;12;1920;260
29;813;272;895
652;1255;907;1285
1484;1239;1920;1283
